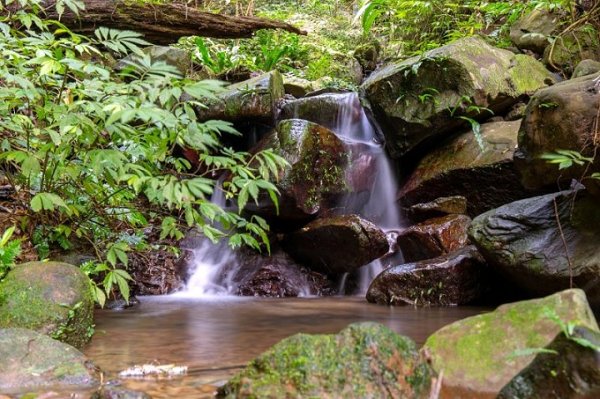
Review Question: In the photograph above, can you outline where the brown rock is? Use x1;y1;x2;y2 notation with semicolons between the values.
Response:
407;196;468;222
282;214;389;275
397;214;471;262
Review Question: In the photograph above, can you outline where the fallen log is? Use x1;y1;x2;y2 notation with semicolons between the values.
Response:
20;1;307;44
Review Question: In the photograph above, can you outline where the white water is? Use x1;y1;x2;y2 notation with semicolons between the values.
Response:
181;92;403;296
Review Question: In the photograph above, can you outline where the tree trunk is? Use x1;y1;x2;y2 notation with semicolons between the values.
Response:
34;0;306;44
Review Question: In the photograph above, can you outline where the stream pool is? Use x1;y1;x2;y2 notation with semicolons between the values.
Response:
85;296;488;398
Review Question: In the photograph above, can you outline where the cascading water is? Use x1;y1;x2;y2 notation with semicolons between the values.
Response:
180;92;403;297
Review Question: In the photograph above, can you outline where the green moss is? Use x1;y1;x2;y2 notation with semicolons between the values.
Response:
423;289;599;392
509;54;554;94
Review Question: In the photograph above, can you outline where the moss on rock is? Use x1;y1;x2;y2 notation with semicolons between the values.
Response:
218;322;433;399
0;262;95;349
422;289;598;397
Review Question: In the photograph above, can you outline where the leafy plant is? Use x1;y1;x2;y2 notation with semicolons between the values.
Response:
0;0;288;301
540;150;595;170
0;227;21;281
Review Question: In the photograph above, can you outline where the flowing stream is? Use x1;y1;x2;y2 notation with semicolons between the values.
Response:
181;92;403;296
85;296;488;398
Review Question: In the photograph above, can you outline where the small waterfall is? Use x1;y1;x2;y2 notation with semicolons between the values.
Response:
180;92;403;297
326;93;404;294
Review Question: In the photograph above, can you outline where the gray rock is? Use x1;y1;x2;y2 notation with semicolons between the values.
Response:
469;191;600;307
572;59;600;78
0;328;99;395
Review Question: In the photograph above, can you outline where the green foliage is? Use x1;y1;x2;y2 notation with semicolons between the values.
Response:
541;149;595;170
0;0;288;301
0;227;21;281
81;260;133;308
354;0;573;56
544;307;600;352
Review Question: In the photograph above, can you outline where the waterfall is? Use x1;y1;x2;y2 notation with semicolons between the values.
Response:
323;93;404;294
180;92;403;297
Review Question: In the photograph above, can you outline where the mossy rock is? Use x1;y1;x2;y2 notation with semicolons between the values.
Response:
572;59;600;78
218;322;434;399
398;120;528;217
247;119;350;225
422;289;598;397
193;70;285;123
543;24;600;75
362;36;554;159
0;261;95;349
510;9;561;54
0;328;99;395
469;190;600;307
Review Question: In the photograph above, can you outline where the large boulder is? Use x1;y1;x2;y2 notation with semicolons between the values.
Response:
247;119;350;224
397;214;471;263
510;9;561;54
217;322;434;399
398;120;528;217
498;325;600;399
367;246;487;306
0;328;99;395
194;70;284;123
422;289;598;398
514;72;600;194
0;261;94;348
362;36;554;159
282;214;389;275
469;190;600;308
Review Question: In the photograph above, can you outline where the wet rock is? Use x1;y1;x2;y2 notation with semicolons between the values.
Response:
282;75;317;98
399;120;528;217
498;325;600;399
117;45;190;76
0;328;99;395
0;262;94;348
469;190;600;308
279;93;355;129
543;25;600;74
572;59;600;78
510;9;561;54
217;322;434;399
422;289;599;398
247;119;350;224
397;214;471;263
194;70;284;123
282;214;389;275
362;36;554;159
515;72;600;194
128;248;184;296
235;249;335;297
367;246;487;306
504;101;528;121
407;195;468;222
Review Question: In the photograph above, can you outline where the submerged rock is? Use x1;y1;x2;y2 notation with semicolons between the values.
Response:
247;119;350;224
362;36;553;159
469;190;600;307
367;246;487;306
499;325;600;399
0;328;99;395
218;322;434;399
397;214;471;263
194;70;284;123
398;120;527;217
422;289;599;398
282;214;389;275
514;72;600;194
0;261;95;348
